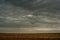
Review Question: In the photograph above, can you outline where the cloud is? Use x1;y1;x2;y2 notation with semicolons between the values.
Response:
0;0;60;28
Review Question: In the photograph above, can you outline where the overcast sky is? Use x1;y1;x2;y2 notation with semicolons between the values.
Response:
0;0;60;28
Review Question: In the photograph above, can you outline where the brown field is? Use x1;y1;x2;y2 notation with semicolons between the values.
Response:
0;33;60;40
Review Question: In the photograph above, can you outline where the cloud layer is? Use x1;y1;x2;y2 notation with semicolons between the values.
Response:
0;0;60;28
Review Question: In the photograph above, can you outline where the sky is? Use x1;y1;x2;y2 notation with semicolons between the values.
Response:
0;0;60;33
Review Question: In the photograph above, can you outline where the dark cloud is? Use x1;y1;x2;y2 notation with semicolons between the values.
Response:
7;0;60;10
0;0;60;28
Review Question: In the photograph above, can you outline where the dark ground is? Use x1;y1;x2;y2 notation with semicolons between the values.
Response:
0;33;60;40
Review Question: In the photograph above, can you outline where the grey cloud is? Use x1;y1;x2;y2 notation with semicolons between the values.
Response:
0;0;60;28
